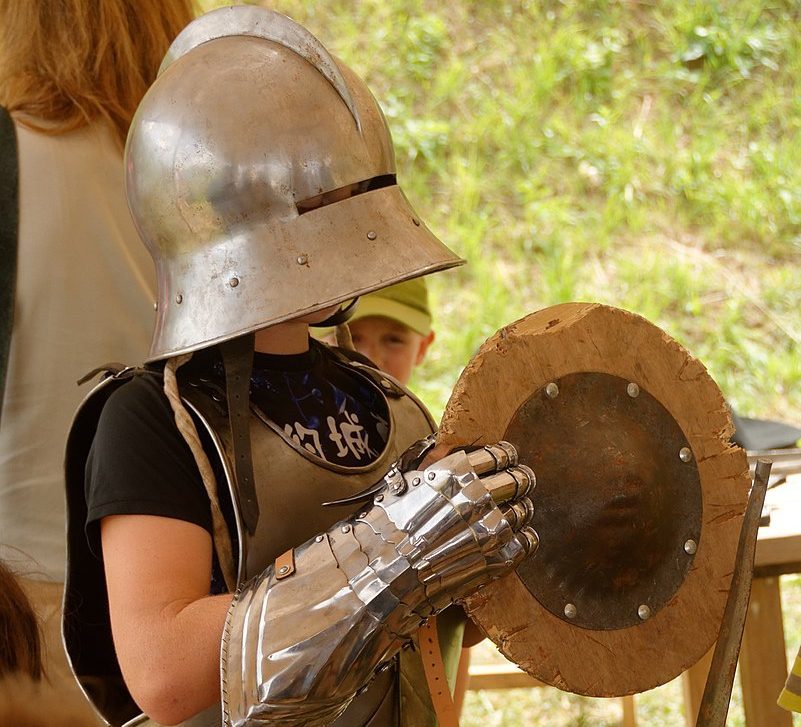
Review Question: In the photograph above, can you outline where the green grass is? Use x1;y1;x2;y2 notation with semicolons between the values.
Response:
199;1;801;723
196;0;801;424
230;0;801;424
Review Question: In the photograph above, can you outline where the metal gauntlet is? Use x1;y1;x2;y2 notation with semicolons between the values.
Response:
222;442;537;726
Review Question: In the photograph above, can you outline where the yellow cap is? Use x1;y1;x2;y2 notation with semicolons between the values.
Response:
349;278;432;336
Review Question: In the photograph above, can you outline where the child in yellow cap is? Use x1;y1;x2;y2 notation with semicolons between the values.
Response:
346;277;436;385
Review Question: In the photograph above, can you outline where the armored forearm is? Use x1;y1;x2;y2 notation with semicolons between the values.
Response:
222;443;537;727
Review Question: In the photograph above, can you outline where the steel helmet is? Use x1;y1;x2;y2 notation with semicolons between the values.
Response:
125;5;463;361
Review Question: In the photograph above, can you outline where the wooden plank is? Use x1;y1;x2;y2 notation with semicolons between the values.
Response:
681;647;713;727
754;477;801;575
622;695;637;727
466;663;545;691
467;663;639;727
739;577;792;727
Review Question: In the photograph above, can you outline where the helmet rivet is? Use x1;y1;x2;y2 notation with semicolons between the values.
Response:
175;293;183;304
380;379;392;389
545;382;559;399
679;447;692;462
296;254;308;265
375;494;384;502
229;277;239;288
684;539;698;555
367;230;377;240
427;471;436;481
153;301;158;311
638;604;651;621
412;477;421;486
627;382;640;398
341;525;351;534
277;565;289;575
412;218;421;226
315;535;324;542
564;603;577;619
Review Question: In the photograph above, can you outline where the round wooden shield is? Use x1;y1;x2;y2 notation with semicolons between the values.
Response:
437;303;750;697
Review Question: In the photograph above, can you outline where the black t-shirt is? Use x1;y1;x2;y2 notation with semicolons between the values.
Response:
237;346;390;464
84;341;390;582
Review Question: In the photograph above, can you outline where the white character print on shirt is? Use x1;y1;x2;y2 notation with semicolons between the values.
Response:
283;422;324;457
328;409;372;461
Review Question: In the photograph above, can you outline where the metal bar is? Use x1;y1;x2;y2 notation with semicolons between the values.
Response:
696;459;772;726
746;449;801;480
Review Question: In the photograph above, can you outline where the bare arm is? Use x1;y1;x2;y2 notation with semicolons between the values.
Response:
101;514;231;725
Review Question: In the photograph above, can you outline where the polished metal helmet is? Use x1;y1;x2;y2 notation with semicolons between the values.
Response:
125;5;463;361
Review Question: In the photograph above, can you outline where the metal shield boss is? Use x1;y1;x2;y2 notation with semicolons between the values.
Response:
438;303;750;696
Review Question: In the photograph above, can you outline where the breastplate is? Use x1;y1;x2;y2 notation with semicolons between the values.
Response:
182;358;435;582
180;358;436;727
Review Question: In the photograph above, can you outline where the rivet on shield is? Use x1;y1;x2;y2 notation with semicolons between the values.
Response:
367;230;377;240
412;218;421;226
684;539;698;555
638;604;652;621
679;447;693;462
545;382;559;399
175;293;183;304
564;603;577;619
627;382;640;398
229;277;239;288
296;254;308;265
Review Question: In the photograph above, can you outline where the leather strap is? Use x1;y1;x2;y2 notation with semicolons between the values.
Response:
274;547;295;580
419;618;460;727
220;333;259;535
0;106;18;427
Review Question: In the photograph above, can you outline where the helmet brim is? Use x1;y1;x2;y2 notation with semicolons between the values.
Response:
147;184;463;361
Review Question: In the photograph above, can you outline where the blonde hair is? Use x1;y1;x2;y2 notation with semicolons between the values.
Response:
0;0;195;149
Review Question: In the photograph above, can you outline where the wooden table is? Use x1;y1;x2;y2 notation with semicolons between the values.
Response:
683;472;801;726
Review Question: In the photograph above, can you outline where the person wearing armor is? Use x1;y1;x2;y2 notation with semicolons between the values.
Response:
63;7;538;727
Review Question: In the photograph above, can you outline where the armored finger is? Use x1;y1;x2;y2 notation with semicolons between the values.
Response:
480;464;536;504
500;497;535;530
466;441;518;475
516;526;540;556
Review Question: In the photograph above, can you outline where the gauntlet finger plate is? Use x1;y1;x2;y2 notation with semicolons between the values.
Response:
437;302;749;697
